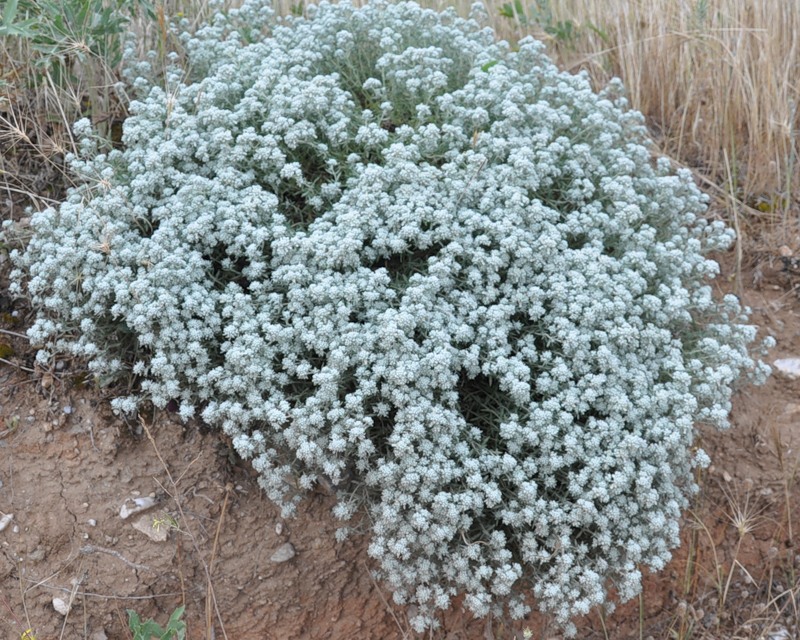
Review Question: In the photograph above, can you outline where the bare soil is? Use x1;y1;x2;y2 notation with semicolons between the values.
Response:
1;252;799;640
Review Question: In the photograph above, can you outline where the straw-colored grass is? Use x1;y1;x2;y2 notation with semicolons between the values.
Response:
465;0;800;221
343;0;799;220
3;0;799;215
480;0;800;218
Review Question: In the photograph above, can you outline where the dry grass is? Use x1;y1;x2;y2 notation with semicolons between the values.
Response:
478;0;800;216
3;0;798;216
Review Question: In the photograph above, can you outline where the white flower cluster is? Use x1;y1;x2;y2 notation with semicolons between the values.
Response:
7;0;771;633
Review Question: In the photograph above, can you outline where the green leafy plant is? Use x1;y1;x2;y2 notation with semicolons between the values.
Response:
498;0;608;49
126;605;186;640
0;0;155;77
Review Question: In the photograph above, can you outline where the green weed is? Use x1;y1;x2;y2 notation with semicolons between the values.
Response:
127;605;186;640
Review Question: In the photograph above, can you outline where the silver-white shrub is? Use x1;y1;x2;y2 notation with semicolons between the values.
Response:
8;0;770;633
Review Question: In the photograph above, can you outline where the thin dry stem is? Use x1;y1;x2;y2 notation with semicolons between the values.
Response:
139;414;229;640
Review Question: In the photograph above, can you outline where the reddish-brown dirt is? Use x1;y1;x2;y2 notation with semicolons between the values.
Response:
1;250;799;640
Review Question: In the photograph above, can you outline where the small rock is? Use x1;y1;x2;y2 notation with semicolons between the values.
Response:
28;547;46;562
774;358;800;379
53;597;70;616
785;402;800;415
0;513;13;531
131;515;168;542
89;631;108;640
275;522;283;535
63;405;73;415
270;542;296;563
87;519;97;527
722;470;732;483
119;496;156;520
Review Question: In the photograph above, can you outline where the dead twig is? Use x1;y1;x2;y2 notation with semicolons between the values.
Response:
79;545;150;572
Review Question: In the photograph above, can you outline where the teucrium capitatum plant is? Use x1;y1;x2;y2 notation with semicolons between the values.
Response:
7;0;771;634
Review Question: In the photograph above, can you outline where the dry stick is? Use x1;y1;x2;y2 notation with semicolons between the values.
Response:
139;415;229;640
0;357;36;373
723;149;744;299
0;328;28;339
28;581;185;601
79;545;150;572
58;570;84;640
0;180;62;206
364;561;410;639
176;536;188;612
18;559;34;636
206;484;232;639
0;592;27;635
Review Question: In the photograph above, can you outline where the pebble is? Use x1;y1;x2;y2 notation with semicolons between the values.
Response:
774;358;800;379
270;542;296;563
87;519;97;527
785;402;800;415
0;513;13;531
275;522;283;535
28;547;46;562
132;515;168;542
52;597;70;616
63;406;73;415
119;496;156;520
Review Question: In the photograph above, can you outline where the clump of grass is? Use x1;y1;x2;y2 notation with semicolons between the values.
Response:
0;0;186;217
657;428;800;640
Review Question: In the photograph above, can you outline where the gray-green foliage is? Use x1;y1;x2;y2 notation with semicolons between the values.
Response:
7;0;770;633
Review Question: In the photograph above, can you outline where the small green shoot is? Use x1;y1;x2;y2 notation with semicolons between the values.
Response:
126;605;186;640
